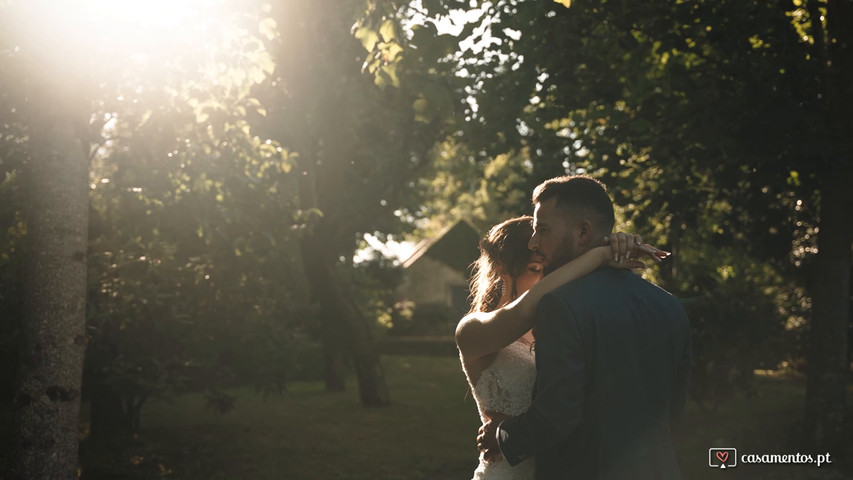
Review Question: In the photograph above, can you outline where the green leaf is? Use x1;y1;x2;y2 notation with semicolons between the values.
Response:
380;64;399;88
379;20;395;42
138;110;152;128
374;65;399;89
354;26;379;52
385;43;404;63
259;18;278;41
787;170;801;187
258;52;276;76
413;97;430;123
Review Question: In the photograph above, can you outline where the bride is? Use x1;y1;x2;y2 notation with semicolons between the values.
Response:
456;216;667;479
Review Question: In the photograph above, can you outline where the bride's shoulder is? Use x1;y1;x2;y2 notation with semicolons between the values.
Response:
454;312;477;342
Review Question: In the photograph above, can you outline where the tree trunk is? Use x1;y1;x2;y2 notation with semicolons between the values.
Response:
300;237;391;406
88;385;128;441
296;151;347;392
311;249;347;393
803;0;853;452
328;264;391;407
294;147;390;404
293;152;392;404
87;385;145;443
804;165;852;451
324;260;391;407
11;86;89;478
321;328;347;393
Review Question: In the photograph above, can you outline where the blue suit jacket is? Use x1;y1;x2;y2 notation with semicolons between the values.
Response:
497;268;691;479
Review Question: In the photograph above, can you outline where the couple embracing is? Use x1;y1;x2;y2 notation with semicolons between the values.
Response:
456;175;691;480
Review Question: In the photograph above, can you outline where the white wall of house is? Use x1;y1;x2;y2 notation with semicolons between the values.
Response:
397;255;469;310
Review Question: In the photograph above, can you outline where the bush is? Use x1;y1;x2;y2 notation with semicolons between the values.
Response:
388;302;456;337
683;280;790;411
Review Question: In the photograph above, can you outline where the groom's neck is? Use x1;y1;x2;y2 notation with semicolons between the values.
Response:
580;233;608;254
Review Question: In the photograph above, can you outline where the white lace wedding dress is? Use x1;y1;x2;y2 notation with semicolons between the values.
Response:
463;339;537;480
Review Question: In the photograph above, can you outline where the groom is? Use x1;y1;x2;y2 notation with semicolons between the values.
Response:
478;175;691;479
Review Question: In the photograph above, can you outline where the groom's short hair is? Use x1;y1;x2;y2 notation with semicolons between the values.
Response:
532;175;615;232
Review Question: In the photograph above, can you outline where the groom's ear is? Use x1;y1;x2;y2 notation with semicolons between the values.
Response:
577;219;594;248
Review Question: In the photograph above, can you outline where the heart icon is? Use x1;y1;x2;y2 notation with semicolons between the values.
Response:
716;451;729;463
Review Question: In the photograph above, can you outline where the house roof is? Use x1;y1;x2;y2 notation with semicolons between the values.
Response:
401;220;482;272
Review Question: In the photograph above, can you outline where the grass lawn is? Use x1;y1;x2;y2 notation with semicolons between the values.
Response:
28;356;853;479
673;374;852;480
83;356;483;480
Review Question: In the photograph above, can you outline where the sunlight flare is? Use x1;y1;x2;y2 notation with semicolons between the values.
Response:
43;0;226;48
15;0;234;77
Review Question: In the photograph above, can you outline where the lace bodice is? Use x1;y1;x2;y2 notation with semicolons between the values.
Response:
463;340;537;480
469;340;537;421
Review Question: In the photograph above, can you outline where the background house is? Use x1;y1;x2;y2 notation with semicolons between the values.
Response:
394;220;481;335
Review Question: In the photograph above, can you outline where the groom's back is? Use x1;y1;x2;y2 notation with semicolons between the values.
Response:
542;268;690;479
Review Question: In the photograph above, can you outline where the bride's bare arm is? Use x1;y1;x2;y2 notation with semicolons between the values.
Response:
456;234;669;361
456;246;610;361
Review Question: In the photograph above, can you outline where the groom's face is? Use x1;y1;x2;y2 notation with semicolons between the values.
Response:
529;197;581;275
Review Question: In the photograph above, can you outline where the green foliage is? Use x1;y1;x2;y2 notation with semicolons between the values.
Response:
347;253;406;337
254;0;459;238
387;302;456;337
83;41;308;418
245;1;467;406
0;2;30;404
411;140;540;238
0;0;323;432
0;0;469;418
0;0;844;449
678;259;798;411
409;0;851;409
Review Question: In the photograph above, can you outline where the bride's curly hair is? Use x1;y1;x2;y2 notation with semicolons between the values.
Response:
468;216;534;313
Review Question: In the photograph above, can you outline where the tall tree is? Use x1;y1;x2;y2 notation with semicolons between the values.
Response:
254;0;455;405
9;6;90;477
802;0;853;451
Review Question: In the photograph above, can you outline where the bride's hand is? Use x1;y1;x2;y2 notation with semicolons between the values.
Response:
603;232;670;269
478;413;509;462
